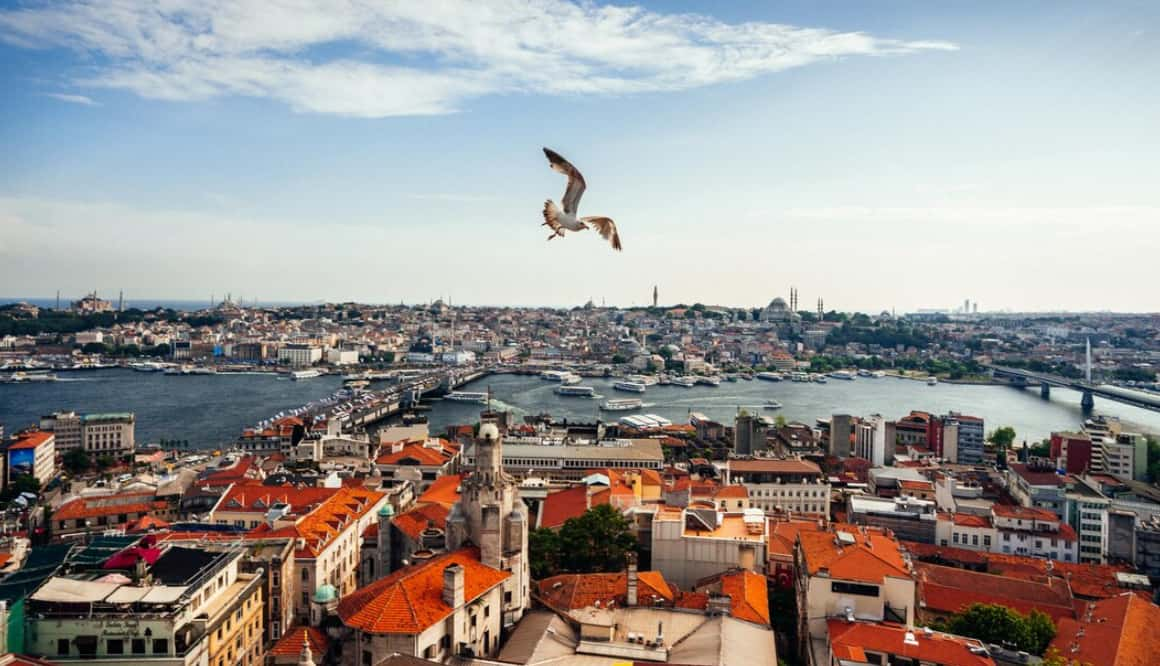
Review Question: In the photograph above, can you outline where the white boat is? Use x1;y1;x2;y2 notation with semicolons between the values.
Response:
927;377;939;386
696;376;722;386
872;371;886;378
130;362;166;372
554;385;597;397
858;369;872;377
1;371;58;383
613;380;647;393
756;372;783;382
445;391;489;403
625;374;658;386
763;399;783;410
829;370;856;381
671;376;697;388
540;370;570;382
600;398;644;412
812;374;827;383
562;372;583;385
290;369;322;380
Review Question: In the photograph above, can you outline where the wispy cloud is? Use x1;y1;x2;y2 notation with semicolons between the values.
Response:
0;1;956;118
43;92;98;105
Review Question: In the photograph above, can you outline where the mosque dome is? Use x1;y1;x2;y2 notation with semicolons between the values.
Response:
313;584;338;604
768;297;788;311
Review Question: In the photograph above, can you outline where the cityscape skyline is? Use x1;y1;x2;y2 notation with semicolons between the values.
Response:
2;1;1159;311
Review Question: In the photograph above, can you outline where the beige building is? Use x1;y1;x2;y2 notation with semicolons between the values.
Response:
650;506;768;588
727;459;830;516
24;545;264;666
6;430;55;487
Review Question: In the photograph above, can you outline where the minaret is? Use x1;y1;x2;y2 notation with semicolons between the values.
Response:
118;290;124;313
652;285;658;308
817;298;824;320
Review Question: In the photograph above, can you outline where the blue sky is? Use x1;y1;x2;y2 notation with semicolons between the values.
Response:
1;1;1157;311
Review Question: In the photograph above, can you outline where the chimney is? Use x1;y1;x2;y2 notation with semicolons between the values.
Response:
443;563;465;608
626;552;639;606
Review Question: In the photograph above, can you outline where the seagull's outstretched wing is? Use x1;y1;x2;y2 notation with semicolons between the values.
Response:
543;147;586;215
581;216;622;251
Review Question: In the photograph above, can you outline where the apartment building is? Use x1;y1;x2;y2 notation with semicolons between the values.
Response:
727;459;830;516
40;411;136;454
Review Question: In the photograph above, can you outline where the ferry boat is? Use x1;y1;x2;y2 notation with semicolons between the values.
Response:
561;372;583;385
445;391;489;403
829;370;856;381
872;371;887;378
540;370;570;382
613;380;647;393
812;374;827;383
756;371;783;382
290;369;322;380
858;369;872;378
554;385;597;397
0;371;58;383
130;361;166;372
763;399;783;410
696;376;722;387
927;376;939;386
625;374;658;386
671;376;697;388
600;398;644;412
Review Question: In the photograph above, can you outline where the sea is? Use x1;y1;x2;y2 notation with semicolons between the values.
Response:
2;370;1160;450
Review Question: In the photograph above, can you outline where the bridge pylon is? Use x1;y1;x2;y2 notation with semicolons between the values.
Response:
1040;382;1051;399
1081;390;1095;410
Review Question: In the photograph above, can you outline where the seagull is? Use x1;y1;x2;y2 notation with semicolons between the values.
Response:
541;147;621;251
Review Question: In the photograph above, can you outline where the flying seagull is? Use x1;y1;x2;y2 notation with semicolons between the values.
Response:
541;147;621;251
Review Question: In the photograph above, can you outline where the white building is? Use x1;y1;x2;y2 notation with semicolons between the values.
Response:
278;344;322;367
854;415;887;466
936;505;1079;563
325;348;359;365
41;411;135;454
6;430;55;487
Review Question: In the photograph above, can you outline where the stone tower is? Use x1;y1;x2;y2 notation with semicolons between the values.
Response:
376;502;394;578
446;420;530;626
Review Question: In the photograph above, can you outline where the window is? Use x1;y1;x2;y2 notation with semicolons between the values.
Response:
983;536;991;547
302;568;310;581
153;639;169;655
362;651;373;666
107;639;124;655
131;639;146;654
831;581;879;597
57;639;69;656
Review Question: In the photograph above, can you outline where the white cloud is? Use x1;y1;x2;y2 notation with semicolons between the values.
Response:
43;92;98;105
0;0;956;117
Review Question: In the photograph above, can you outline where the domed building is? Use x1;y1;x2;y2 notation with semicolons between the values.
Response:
760;296;793;322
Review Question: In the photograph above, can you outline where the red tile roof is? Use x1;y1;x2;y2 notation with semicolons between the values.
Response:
1009;463;1064;487
538;570;675;610
8;430;53;450
719;571;770;626
539;485;592;529
715;485;749;499
270;625;328;658
392;503;451;540
728;459;822;475
216;482;338;515
1049;593;1160;666
376;439;458;466
417;474;462;508
246;486;385;558
55;492;165;522
338;547;510;635
828;620;994;666
798;527;910;585
992;504;1059;522
915;562;1075;622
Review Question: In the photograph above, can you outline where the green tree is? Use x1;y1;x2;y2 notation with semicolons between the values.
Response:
774;415;788;429
2;475;41;501
63;448;91;474
944;603;1055;655
987;426;1016;450
95;455;115;471
611;353;627;364
557;504;638;573
529;527;560;579
1147;436;1160;483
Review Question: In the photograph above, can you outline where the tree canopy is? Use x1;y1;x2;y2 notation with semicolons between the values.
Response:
529;504;638;577
938;603;1056;655
987;426;1017;450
